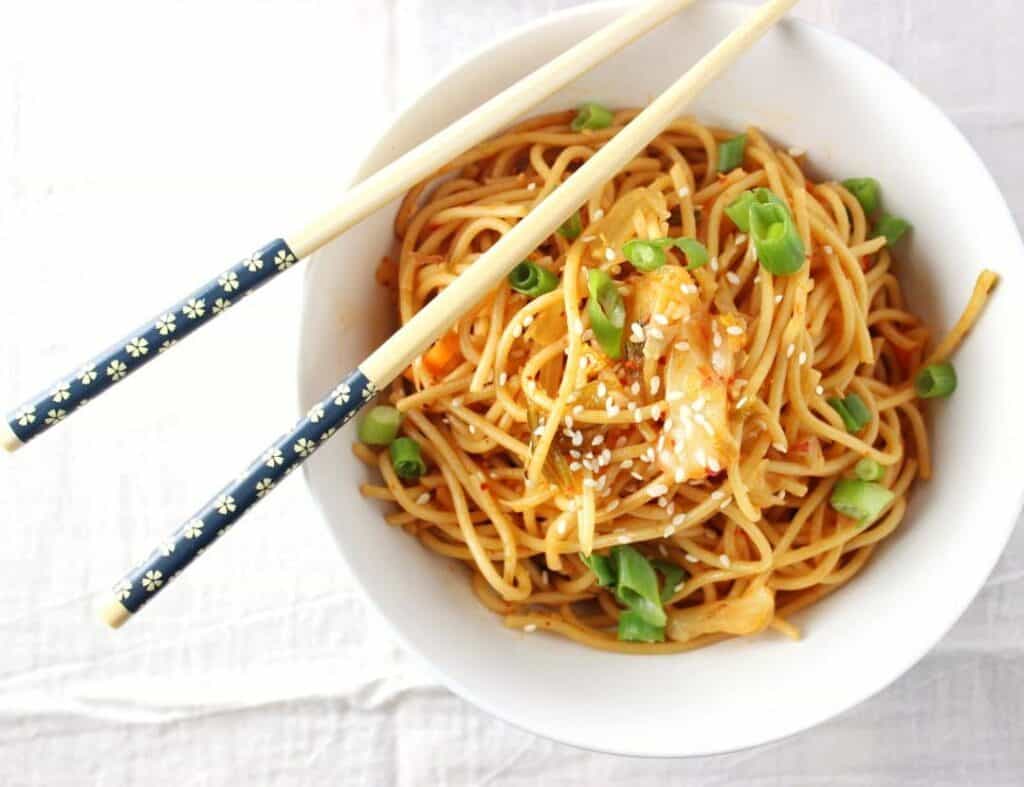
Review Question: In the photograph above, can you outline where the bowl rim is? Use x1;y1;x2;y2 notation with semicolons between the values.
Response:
299;0;1024;757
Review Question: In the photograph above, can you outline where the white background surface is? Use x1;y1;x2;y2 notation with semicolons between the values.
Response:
1;1;1021;784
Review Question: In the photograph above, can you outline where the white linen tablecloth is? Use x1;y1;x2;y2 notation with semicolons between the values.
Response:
1;1;1021;784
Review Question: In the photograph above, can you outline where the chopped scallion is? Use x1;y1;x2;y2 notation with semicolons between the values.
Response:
725;188;783;232
558;211;583;241
622;237;708;273
828;393;871;433
717;133;747;173
653;559;687;602
508;261;559;298
830;478;895;526
571;102;614;132
749;201;805;275
874;214;912;246
611;545;666;628
617;610;666;642
587;269;625;359
581;552;617;587
842;177;882;216
914;362;957;399
357;405;401;446
854;458;885;482
390;437;426;479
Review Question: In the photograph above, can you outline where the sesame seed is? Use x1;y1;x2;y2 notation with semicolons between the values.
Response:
664;418;673;431
674;341;690;352
774;294;784;304
786;343;795;359
773;442;788;453
681;284;698;295
658;497;669;508
824;244;834;254
621;459;634;469
606;499;620;511
630;382;640;396
711;490;726;500
674;467;686;483
710;256;720;272
673;581;686;592
650;376;661;395
617;534;631;544
627;401;637;411
524;623;537;632
631;471;645;481
713;331;723;348
605;247;616;262
667;391;684;402
726;325;743;336
685;554;698;563
816;385;825;396
592;209;605;220
735;233;748;244
720;554;732;568
653;313;669;326
707;457;721;473
564;415;574;428
583;478;598;489
633;409;643;422
523;315;534;327
581;235;595;242
570;461;582;471
571;431;584;447
672;513;687;526
512;324;523;338
498;372;508;385
596;381;607;398
798;351;808;365
647;483;669;497
647;327;665;341
416;492;431;505
677;186;690;198
712;351;725;370
592;434;605;446
726;272;741;286
663;525;675;538
736;396;748;408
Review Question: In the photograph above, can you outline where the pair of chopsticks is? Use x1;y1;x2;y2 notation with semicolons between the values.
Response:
1;0;799;627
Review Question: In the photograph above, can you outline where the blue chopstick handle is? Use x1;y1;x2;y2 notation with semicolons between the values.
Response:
5;238;298;447
112;368;377;616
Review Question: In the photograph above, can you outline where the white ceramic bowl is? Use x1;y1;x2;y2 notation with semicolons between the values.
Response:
299;1;1024;757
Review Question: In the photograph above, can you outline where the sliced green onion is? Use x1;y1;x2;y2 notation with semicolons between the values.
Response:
571;102;614;131
653;559;687;602
581;552;617;587
749;201;806;276
508;261;558;298
717;133;747;173
611;546;666;628
358;405;401;446
622;237;709;273
914;362;957;399
843;393;871;431
558;211;583;241
842;177;881;216
725;188;783;232
587;269;625;359
874;214;911;246
623;239;667;272
830;478;895;526
725;191;757;231
390;437;426;479
617;610;666;642
828;393;871;433
673;237;710;271
854;458;885;482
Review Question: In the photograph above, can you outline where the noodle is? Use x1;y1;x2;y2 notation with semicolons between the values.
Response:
356;108;997;653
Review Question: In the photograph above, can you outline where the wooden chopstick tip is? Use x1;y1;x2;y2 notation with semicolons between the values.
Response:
96;595;133;629
1;421;22;453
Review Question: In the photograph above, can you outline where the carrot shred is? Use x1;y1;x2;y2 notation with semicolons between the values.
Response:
423;330;461;376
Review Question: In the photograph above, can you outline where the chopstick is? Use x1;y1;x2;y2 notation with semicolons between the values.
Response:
0;0;701;455
97;0;799;628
